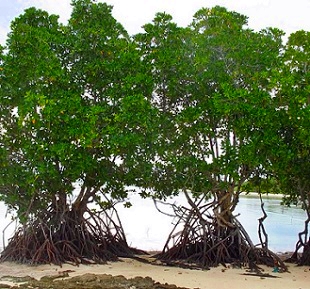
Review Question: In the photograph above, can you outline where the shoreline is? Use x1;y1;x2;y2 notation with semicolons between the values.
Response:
0;258;309;289
240;192;284;199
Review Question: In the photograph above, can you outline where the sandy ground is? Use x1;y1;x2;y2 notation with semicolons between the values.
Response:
0;258;309;289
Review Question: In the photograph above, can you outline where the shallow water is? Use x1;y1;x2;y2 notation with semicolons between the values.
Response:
0;194;307;253
236;194;307;253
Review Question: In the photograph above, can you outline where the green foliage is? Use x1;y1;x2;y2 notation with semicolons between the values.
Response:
136;6;284;207
0;0;154;220
269;30;310;209
241;176;282;195
0;0;309;230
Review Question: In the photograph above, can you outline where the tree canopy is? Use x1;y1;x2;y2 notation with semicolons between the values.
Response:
0;0;309;267
137;6;287;268
0;0;154;264
267;30;310;265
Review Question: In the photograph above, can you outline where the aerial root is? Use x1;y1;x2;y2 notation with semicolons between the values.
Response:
155;197;287;272
0;206;137;265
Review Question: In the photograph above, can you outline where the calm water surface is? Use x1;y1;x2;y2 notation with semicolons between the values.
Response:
0;194;307;253
236;194;306;252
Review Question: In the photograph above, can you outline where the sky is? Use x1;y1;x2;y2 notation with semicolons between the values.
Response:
0;0;310;45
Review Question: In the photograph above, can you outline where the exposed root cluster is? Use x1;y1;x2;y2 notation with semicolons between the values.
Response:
0;206;136;265
299;244;310;265
155;194;287;272
287;238;310;266
285;215;310;266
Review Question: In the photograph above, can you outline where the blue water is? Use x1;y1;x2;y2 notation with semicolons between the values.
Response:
0;194;307;253
236;194;307;253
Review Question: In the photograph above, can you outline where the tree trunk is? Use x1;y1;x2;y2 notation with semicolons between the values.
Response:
216;190;235;227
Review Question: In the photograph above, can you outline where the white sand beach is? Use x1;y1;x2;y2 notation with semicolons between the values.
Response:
0;257;309;289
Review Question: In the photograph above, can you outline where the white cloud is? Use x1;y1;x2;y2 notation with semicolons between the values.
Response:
102;0;310;35
16;0;72;23
0;26;8;46
1;0;310;45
